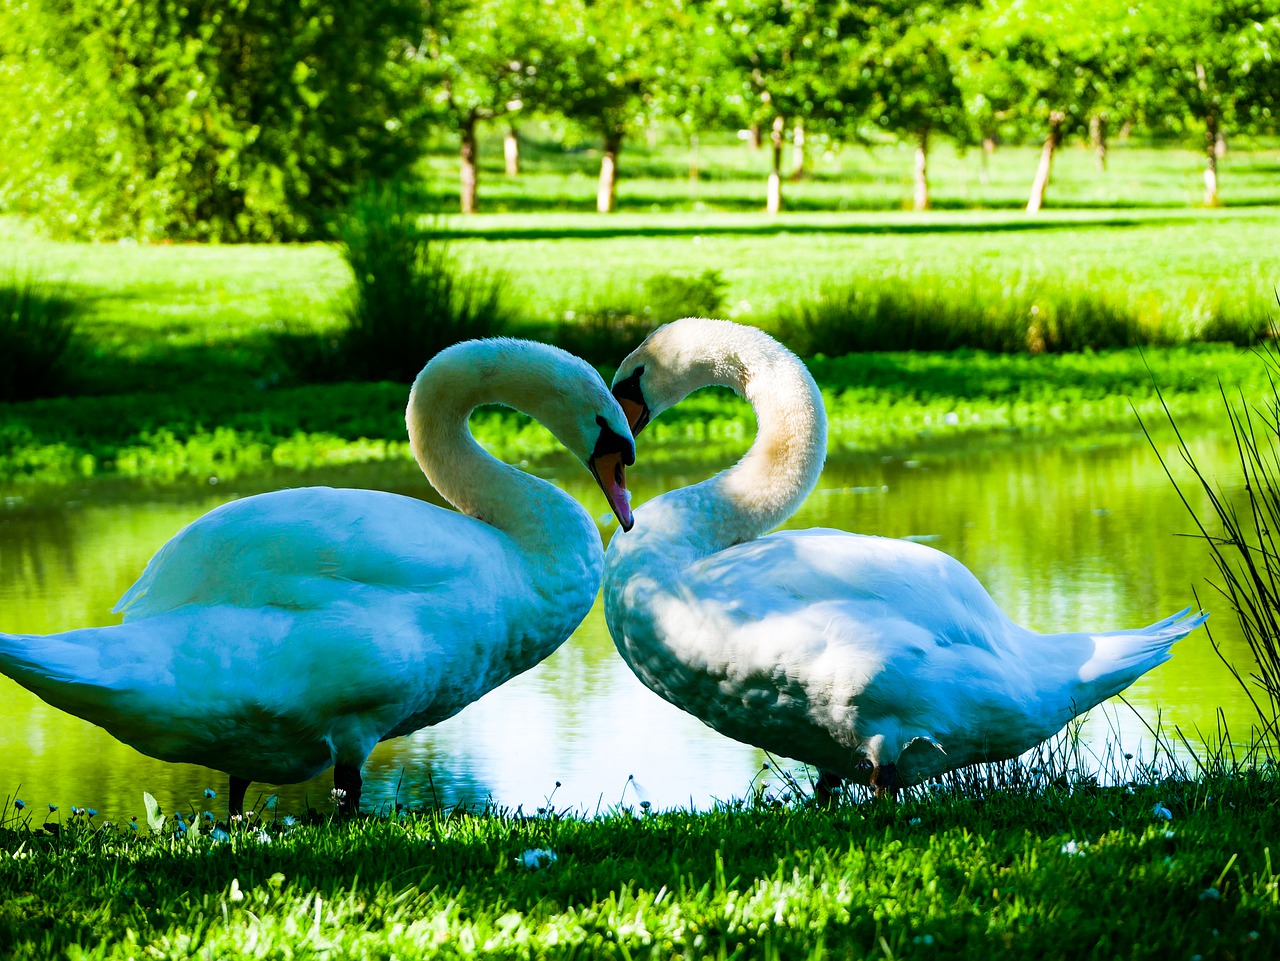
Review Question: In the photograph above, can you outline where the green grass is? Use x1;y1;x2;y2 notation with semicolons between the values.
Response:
2;206;1278;397
2;763;1278;960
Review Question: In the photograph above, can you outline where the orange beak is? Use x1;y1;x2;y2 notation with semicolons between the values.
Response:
588;450;633;531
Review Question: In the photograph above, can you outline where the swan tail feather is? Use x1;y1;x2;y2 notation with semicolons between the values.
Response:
0;628;124;720
1075;608;1208;701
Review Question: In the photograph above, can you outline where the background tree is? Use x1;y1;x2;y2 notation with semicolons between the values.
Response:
858;4;973;211
0;0;429;241
415;0;558;213
543;0;674;213
707;0;864;213
1135;0;1280;206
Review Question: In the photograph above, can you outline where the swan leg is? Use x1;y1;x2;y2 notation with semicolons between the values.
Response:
229;775;250;817
814;770;844;807
871;763;900;800
333;764;363;816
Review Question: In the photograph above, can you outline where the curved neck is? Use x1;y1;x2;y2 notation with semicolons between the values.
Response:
660;335;827;554
406;344;596;556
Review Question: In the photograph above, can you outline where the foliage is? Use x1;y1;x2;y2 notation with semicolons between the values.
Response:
549;269;728;364
1;766;1279;959
283;181;513;383
0;0;429;241
0;274;84;402
771;274;1179;356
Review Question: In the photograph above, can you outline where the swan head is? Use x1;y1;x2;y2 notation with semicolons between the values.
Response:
611;317;767;435
517;345;637;533
409;338;636;532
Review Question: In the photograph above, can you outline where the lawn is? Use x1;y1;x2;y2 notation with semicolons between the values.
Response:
1;760;1277;960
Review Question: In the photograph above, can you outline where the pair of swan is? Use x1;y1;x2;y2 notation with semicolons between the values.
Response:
0;339;635;815
0;322;1205;812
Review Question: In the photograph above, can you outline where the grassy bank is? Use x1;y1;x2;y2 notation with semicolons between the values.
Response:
1;764;1277;960
0;345;1261;488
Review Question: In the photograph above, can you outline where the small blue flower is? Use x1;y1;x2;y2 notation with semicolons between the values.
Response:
71;806;84;816
211;827;229;843
204;811;215;822
13;799;24;810
86;808;98;818
47;803;57;813
204;788;216;799
129;822;139;832
282;815;297;828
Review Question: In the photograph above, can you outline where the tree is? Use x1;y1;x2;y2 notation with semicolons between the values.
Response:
414;0;557;213
0;0;429;241
706;0;864;213
1135;0;1280;206
858;4;973;211
543;0;674;213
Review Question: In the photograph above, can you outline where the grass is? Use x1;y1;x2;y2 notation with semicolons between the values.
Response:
1;754;1278;960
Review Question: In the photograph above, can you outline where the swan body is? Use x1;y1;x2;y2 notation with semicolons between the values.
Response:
605;318;1206;792
1;338;635;813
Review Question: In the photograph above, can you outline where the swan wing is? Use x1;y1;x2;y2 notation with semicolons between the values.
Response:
114;487;507;620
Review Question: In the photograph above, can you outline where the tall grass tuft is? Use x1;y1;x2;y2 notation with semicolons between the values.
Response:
771;275;1165;357
280;182;512;384
551;269;727;365
0;274;84;401
1154;318;1280;739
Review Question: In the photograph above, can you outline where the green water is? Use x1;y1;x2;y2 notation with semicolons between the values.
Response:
0;429;1256;823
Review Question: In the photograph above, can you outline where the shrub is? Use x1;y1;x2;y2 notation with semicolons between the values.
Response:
772;276;1154;356
280;182;512;383
0;276;84;401
552;269;727;365
0;1;429;241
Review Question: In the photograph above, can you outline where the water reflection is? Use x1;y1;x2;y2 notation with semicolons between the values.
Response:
0;429;1254;823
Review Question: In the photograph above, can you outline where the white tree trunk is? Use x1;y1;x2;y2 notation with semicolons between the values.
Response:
597;134;621;213
1026;111;1064;214
459;116;478;215
766;115;784;214
913;129;930;211
504;125;520;176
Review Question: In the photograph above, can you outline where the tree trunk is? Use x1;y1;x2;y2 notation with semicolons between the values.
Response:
913;128;930;211
749;122;762;149
459;114;479;214
790;118;805;181
597;132;622;213
504;124;520;176
766;115;785;214
1203;112;1221;207
1090;113;1107;172
1026;110;1065;214
980;136;995;185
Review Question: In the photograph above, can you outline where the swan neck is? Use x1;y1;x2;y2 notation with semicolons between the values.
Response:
679;337;826;550
406;350;595;557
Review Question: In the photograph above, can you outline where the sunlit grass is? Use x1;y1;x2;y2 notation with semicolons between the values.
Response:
1;737;1278;960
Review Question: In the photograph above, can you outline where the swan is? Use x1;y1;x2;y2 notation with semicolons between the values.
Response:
0;338;635;815
604;317;1206;797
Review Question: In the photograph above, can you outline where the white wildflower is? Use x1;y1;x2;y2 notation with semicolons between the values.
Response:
519;848;558;870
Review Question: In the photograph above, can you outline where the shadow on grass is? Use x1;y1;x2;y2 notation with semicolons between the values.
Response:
437;210;1208;242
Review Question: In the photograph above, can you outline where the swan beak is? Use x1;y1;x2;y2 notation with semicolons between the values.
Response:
618;396;651;436
589;451;634;532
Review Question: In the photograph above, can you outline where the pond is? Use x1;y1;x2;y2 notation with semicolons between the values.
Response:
0;426;1257;823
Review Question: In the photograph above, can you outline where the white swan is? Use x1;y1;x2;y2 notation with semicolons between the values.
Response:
604;317;1206;796
0;338;635;815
